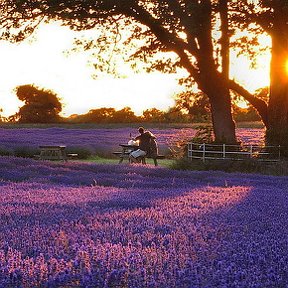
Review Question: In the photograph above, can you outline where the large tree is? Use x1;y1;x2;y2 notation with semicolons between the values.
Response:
4;0;280;144
1;0;248;143
230;0;288;150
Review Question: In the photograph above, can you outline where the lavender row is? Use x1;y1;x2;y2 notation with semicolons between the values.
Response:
0;127;264;157
0;156;287;286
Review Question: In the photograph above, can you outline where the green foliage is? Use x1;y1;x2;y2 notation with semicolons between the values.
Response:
1;0;275;143
71;108;118;123
113;107;138;123
191;124;214;143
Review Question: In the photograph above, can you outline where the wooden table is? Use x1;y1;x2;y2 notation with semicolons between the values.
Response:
113;144;139;164
113;144;164;166
39;145;67;161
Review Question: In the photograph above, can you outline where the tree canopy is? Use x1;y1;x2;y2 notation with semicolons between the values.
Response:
0;0;245;142
13;84;62;123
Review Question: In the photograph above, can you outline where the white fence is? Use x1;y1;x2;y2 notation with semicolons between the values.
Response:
187;142;281;162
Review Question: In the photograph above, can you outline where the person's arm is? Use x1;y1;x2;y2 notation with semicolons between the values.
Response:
146;131;156;139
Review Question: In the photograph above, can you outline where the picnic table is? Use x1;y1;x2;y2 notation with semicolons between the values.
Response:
113;144;139;164
113;144;165;166
38;145;68;161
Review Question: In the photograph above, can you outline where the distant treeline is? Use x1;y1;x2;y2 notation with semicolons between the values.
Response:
0;84;262;124
66;106;261;124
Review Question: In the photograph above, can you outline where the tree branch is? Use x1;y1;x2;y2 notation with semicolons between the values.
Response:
228;79;268;126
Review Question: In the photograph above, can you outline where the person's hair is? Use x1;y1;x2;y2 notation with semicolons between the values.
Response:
138;127;144;134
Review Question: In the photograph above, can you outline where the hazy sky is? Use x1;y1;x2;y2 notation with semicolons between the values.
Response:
0;23;180;117
0;22;270;117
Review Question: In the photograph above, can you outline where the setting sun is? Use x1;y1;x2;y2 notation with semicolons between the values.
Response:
285;59;288;76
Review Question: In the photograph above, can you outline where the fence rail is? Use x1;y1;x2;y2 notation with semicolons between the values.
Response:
187;142;281;162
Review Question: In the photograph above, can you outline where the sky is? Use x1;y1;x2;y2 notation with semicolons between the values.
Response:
0;22;270;117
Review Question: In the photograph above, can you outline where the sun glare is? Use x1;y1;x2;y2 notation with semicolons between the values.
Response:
236;99;249;109
285;59;288;75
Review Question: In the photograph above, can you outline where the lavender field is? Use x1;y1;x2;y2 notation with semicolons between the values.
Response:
0;127;265;158
0;156;287;287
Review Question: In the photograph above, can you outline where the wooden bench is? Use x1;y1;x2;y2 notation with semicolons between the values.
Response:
67;153;78;160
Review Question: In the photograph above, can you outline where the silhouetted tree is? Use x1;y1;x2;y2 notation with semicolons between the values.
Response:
113;107;138;123
142;108;165;123
67;107;139;123
84;107;116;123
163;107;190;123
0;108;6;122
175;91;210;122
14;84;62;123
231;1;288;148
6;1;284;144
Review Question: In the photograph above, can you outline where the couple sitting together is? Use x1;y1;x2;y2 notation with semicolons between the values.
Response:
129;127;158;164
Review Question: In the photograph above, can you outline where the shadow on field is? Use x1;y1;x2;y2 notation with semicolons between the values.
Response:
190;180;288;287
1;156;288;286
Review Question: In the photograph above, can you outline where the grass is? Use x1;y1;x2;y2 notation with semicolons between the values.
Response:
81;155;175;168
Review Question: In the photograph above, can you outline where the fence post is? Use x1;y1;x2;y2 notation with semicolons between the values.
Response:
223;144;226;158
249;145;253;158
202;143;206;162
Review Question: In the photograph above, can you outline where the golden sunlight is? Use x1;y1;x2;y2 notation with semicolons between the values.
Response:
0;23;179;117
236;99;249;109
0;22;272;118
285;59;288;75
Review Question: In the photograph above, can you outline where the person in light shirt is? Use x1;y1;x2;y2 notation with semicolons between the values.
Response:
129;127;157;163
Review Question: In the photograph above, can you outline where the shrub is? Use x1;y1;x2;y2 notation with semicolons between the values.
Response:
171;158;288;176
65;146;93;159
0;146;14;156
168;124;213;159
14;146;38;158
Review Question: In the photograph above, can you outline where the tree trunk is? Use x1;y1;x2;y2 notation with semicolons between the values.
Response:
200;75;236;143
209;93;236;144
266;28;288;151
209;0;235;144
